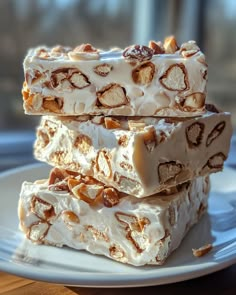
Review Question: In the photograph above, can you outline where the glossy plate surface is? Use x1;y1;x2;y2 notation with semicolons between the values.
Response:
0;164;236;287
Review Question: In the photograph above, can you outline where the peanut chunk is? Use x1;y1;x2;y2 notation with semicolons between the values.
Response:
97;83;128;108
192;244;212;257
160;63;188;91
132;62;155;85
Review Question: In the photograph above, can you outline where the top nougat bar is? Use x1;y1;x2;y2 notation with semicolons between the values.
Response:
22;37;207;117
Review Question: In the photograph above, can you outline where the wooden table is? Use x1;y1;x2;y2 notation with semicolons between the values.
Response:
0;264;236;295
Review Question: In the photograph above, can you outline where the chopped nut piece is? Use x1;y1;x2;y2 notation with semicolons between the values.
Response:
61;210;80;225
123;45;154;62
132;62;155;85
42;97;63;113
72;183;104;205
183;92;205;111
94;63;113;77
70;72;90;89
73;43;97;53
28;221;49;243
97;83;128;108
158;162;183;184
104;117;121;129
31;196;55;221
118;134;129;147
207;152;226;169
159;63;188;91
120;161;133;171
102;187;120;207
148;40;165;54
143;127;157;152
163;36;179;53
192;244;212;257
96;150;112;178
186;122;205;147
74;134;92;154
206;121;225;147
109;245;126;261
180;41;200;58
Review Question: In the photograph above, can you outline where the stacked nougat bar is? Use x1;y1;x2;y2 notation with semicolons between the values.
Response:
19;37;232;266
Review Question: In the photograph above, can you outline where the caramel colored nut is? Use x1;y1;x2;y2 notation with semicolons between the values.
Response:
120;161;133;171
73;43;97;53
123;45;154;62
115;212;150;253
102;187;120;207
48;167;77;185
183;92;205;111
115;212;150;232
37;130;49;148
192;244;212;257
96;150;112;178
132;62;155;85
158;162;183;184
159;63;188;91
114;172;141;195
143;127;157;152
163;36;179;53
180;41;200;58
206;121;225;147
61;210;80;228
51;68;90;89
104;117;121;129
70;72;90;89
42;97;63;113
28;221;49;243
118;134;129;147
31;196;55;221
94;63;113;77
148;40;165;54
109;245;126;260
97;83;128;108
206;152;226;169
72;183;104;205
74;134;92;154
186;122;205;148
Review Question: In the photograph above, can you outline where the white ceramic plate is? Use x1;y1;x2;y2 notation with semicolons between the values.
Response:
0;164;236;287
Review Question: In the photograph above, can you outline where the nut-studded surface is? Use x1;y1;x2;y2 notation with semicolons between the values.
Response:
23;38;207;117
18;170;209;266
34;111;232;197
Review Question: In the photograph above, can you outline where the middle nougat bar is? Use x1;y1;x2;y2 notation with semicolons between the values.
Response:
34;110;232;198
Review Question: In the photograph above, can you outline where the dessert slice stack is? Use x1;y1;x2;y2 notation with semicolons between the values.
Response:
18;37;232;266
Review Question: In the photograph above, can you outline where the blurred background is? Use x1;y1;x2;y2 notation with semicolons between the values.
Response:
0;0;235;169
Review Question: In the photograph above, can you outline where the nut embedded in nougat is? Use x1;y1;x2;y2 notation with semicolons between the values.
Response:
186;122;205;148
96;83;128;108
158;162;183;184
206;121;225;147
132;62;155;85
159;63;188;91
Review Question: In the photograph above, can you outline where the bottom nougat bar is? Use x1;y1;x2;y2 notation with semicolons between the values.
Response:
18;168;209;266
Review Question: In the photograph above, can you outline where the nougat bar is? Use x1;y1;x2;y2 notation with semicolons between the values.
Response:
34;110;232;197
18;168;209;266
22;38;207;117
